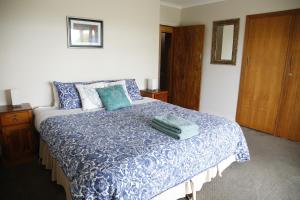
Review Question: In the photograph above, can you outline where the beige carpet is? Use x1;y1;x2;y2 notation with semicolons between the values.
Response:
191;127;300;200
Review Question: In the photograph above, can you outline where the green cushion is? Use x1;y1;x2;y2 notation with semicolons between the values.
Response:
96;85;132;111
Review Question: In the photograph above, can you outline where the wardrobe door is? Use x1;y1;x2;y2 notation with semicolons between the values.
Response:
236;13;294;133
172;25;204;110
276;13;300;141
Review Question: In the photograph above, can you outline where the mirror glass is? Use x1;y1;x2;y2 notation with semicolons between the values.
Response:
220;25;234;60
211;19;239;65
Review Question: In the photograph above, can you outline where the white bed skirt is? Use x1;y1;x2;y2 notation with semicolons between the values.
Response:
39;139;236;200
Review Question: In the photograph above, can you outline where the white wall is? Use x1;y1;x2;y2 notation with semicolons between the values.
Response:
160;5;181;26
0;0;160;107
180;0;300;120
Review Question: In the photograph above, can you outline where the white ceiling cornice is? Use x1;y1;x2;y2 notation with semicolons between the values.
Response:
160;1;183;9
182;0;225;8
160;0;225;9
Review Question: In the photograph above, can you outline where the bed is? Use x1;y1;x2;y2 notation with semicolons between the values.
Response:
34;97;250;200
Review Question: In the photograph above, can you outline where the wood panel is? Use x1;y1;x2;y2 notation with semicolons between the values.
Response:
276;13;300;141
160;25;173;33
172;25;204;110
236;13;293;133
2;124;33;160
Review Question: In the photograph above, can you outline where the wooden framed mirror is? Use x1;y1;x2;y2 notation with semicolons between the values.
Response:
211;18;239;65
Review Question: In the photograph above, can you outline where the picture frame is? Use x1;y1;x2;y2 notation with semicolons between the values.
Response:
67;17;103;48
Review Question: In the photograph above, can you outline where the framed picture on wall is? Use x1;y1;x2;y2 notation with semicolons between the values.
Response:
67;17;103;48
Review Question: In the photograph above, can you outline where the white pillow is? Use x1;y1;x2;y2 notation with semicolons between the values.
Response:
76;80;132;110
76;82;105;110
51;82;59;108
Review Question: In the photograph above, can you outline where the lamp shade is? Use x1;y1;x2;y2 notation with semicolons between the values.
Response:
147;78;158;90
10;88;22;106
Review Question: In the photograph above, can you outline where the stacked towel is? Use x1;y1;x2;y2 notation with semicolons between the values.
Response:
150;114;199;140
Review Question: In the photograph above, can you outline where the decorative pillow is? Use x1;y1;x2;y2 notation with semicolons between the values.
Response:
51;82;60;108
125;79;143;101
105;80;133;104
53;79;136;110
53;81;82;109
75;82;105;110
96;85;132;111
75;80;132;110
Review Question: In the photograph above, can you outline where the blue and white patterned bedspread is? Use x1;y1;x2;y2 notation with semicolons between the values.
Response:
40;101;250;200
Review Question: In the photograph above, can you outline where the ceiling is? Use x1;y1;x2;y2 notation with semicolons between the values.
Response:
160;0;224;9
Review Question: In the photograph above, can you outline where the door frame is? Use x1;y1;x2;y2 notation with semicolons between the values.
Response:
159;25;175;102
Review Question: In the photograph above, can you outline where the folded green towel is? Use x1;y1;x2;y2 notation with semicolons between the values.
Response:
153;114;199;134
150;114;199;140
150;121;198;140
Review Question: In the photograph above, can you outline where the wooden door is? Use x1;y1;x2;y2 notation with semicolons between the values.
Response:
236;13;294;133
172;25;204;110
276;12;300;141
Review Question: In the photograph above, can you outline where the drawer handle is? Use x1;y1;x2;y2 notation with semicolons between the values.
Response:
13;117;18;122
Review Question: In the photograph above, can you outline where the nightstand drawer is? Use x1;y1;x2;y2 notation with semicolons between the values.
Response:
140;92;153;98
1;111;30;126
154;93;168;102
140;90;168;102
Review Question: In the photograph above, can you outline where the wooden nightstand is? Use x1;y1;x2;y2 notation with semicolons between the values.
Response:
0;103;35;166
140;90;168;102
